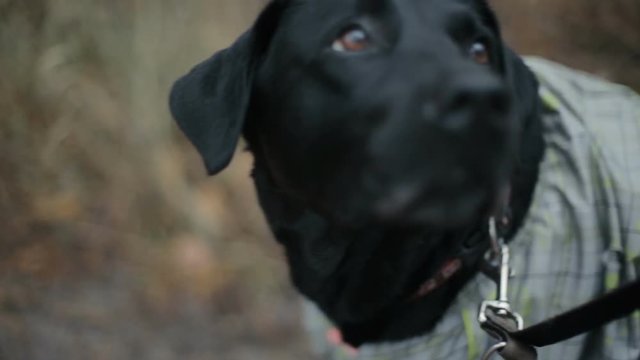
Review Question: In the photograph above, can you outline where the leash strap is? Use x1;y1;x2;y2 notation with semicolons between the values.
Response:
511;278;640;347
479;218;640;359
484;279;640;360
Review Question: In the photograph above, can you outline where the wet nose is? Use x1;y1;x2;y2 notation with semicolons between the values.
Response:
424;74;509;131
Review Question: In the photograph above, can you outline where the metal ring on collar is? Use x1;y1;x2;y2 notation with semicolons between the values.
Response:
481;342;507;360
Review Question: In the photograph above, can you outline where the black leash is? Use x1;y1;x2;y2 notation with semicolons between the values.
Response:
512;279;640;347
480;279;640;360
478;217;640;360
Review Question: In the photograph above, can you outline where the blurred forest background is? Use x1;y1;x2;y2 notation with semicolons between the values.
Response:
0;0;638;359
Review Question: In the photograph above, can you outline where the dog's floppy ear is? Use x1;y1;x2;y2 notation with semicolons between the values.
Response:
502;47;544;167
169;2;284;175
472;0;544;166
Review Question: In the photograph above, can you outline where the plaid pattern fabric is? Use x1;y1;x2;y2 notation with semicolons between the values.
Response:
302;57;640;360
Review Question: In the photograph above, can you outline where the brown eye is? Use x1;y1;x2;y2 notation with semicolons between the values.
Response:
332;26;371;52
469;42;490;64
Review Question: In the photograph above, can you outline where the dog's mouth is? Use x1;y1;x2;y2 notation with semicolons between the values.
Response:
403;186;509;301
408;258;463;300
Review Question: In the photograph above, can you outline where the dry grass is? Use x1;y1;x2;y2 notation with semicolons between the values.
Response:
0;1;311;359
0;0;638;359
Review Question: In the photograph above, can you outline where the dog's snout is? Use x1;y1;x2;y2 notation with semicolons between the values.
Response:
424;75;509;131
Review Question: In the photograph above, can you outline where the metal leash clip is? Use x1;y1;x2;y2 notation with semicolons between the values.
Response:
478;217;524;359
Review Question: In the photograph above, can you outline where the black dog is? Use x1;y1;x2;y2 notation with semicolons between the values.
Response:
169;0;546;347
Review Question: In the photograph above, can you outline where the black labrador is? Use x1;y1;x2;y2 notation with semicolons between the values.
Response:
169;0;545;347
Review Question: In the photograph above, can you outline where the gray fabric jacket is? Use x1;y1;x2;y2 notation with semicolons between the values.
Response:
303;58;640;360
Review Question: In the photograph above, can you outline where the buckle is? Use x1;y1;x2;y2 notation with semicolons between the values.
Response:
479;300;524;339
478;217;526;358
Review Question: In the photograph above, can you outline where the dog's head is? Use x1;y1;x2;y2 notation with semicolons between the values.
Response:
170;0;541;229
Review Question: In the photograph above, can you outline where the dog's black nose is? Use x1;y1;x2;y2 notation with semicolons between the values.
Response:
425;74;509;131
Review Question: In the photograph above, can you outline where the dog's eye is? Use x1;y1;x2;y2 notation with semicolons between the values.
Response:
469;42;490;64
332;26;371;52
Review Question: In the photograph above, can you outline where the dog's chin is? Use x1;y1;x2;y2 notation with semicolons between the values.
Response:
372;186;494;229
323;191;493;230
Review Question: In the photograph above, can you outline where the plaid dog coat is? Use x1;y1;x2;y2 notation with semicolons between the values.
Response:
303;58;640;360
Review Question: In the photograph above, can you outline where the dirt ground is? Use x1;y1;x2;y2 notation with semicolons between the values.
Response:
0;0;638;359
